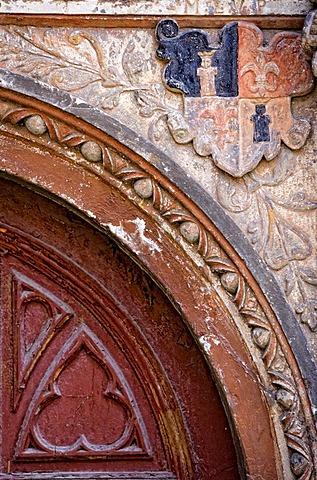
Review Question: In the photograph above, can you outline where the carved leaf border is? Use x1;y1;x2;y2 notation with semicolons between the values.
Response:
0;26;315;323
0;102;314;479
0;27;174;143
216;151;317;332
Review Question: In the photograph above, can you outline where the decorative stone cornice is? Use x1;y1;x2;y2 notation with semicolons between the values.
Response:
0;0;311;17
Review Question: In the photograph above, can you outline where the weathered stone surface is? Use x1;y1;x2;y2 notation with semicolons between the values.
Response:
81;141;103;162
0;2;316;478
157;21;313;177
0;72;316;479
0;0;311;16
0;24;315;369
25;114;47;135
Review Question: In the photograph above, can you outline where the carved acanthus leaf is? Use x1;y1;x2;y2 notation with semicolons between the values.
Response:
215;146;317;334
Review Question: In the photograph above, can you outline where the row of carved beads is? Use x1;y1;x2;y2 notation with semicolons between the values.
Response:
1;108;313;479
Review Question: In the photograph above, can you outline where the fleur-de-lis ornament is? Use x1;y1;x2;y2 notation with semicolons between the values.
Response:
240;52;280;97
156;20;313;177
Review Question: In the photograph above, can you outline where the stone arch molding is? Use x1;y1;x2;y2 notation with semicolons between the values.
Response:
0;72;316;480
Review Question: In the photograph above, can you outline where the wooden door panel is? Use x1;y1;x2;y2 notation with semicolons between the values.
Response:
16;325;150;459
10;269;74;412
1;253;160;473
0;178;239;479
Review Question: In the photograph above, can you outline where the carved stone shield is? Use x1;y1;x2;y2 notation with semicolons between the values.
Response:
156;20;314;177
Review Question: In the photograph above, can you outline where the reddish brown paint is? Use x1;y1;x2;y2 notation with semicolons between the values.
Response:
238;22;313;99
0;122;283;478
0;178;239;479
0;14;305;29
0;30;315;468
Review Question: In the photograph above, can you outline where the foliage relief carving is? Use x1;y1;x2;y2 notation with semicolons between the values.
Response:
0;25;315;333
0;26;175;143
216;150;317;332
0;100;315;479
0;26;317;331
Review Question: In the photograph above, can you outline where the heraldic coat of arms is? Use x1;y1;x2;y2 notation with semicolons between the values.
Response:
155;20;314;177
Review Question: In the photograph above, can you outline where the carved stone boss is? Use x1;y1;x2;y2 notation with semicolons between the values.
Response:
156;20;314;177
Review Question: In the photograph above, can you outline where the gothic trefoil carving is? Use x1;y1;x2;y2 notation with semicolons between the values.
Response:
11;271;74;411
156;20;314;177
0;94;315;479
16;324;150;459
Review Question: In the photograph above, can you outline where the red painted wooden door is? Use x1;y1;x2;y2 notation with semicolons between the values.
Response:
0;178;239;479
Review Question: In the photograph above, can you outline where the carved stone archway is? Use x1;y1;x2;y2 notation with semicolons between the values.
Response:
0;74;316;479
